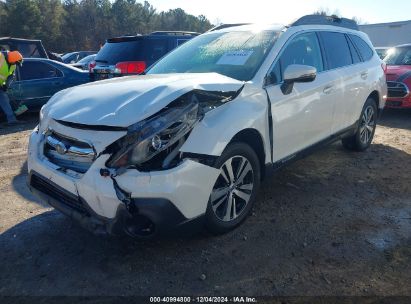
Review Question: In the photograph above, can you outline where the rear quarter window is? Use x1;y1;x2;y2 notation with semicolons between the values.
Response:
319;32;352;70
350;35;374;61
346;35;361;64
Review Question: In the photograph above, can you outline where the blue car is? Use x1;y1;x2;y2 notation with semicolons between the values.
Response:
8;58;90;111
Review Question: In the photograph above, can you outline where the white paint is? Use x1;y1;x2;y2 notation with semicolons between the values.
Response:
28;23;387;225
43;73;244;128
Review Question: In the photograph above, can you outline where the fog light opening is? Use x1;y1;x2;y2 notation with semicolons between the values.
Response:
125;215;156;238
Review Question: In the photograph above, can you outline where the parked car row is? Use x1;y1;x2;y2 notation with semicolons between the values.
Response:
3;31;199;112
62;51;97;64
69;54;96;70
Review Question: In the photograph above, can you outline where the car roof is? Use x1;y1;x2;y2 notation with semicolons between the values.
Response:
211;24;285;33
208;23;363;35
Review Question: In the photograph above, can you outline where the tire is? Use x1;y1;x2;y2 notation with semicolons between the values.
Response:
205;142;261;234
342;98;378;152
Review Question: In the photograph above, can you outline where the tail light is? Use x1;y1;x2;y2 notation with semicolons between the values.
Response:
89;60;96;73
114;61;146;75
381;62;387;73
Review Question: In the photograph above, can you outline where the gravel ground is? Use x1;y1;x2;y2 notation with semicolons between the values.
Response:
0;109;410;296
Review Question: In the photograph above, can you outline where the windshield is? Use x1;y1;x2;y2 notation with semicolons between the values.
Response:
147;30;279;81
384;46;411;65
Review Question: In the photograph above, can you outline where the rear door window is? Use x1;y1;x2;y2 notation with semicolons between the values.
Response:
350;35;374;61
319;32;352;69
19;61;63;81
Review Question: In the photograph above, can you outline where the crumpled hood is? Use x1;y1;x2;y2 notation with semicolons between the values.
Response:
45;73;244;127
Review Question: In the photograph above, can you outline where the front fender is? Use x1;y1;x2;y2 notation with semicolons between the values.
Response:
180;91;271;163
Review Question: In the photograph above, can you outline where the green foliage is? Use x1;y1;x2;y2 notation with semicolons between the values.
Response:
0;0;213;52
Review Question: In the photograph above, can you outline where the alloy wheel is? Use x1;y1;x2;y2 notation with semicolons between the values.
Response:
359;105;375;145
210;156;254;222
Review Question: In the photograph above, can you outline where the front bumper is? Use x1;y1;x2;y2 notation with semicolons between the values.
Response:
27;128;219;238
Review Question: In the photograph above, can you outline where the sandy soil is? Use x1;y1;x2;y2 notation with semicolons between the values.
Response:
0;109;410;296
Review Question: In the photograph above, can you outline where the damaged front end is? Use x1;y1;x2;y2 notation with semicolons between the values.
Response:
104;87;243;173
29;86;243;239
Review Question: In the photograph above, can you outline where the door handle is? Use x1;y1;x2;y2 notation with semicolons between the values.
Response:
361;71;368;79
323;85;333;94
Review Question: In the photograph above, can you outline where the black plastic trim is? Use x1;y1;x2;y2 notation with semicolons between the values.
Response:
28;171;203;238
270;122;358;172
290;15;359;31
55;120;128;132
263;89;274;162
181;152;218;167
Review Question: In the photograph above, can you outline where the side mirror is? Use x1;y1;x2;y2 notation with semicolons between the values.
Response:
281;64;317;95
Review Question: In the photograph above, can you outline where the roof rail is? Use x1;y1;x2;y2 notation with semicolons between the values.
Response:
207;23;251;32
149;31;199;36
290;15;359;30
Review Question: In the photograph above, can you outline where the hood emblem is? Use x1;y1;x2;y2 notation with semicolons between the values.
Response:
55;142;68;155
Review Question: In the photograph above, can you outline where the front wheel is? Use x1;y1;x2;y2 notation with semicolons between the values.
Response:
205;142;261;234
342;98;377;151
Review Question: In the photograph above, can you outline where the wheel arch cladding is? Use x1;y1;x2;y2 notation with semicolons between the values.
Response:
368;90;380;114
229;128;266;181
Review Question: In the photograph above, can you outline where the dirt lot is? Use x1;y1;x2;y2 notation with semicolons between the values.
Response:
0;110;410;297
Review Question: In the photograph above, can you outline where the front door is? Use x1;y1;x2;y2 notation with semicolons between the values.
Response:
265;31;338;162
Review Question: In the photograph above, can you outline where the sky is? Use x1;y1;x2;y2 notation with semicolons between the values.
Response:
147;0;411;25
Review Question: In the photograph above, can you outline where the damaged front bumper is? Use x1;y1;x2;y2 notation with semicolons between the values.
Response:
27;129;220;238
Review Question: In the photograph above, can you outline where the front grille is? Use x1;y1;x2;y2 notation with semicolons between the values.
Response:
30;173;89;215
387;81;409;98
44;130;95;174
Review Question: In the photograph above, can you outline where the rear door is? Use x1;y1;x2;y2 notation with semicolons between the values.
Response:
318;31;362;132
347;34;377;124
17;61;64;109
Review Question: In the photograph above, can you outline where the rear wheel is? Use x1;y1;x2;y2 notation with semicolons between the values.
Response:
342;98;377;151
205;142;260;234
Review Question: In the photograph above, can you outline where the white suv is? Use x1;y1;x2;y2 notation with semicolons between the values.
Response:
28;15;387;238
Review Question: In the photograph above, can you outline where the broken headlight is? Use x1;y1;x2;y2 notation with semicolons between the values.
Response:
107;100;199;169
106;87;243;170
